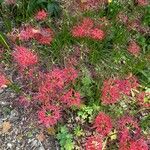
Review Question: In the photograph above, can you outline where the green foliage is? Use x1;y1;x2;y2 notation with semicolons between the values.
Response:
57;126;75;150
0;32;10;50
74;126;84;137
47;1;61;18
142;6;150;26
80;67;94;97
140;114;150;132
9;83;21;94
77;105;100;122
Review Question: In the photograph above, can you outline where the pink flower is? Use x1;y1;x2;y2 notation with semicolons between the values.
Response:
35;9;47;21
0;73;9;88
119;138;148;150
118;116;141;141
81;18;94;32
63;67;78;83
34;28;54;45
127;41;141;56
127;75;139;90
93;112;112;137
85;136;102;150
19;26;37;41
61;89;81;107
101;78;121;104
137;92;150;108
13;46;38;70
136;0;149;6
72;26;87;37
116;79;132;96
89;28;105;40
4;0;16;5
130;139;148;150
18;96;30;108
38;105;61;127
37;69;65;102
117;12;128;24
72;18;94;37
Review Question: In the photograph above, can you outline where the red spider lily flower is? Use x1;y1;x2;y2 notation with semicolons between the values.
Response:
19;26;38;41
4;0;16;5
101;78;121;104
137;92;150;108
38;105;61;127
72;18;105;40
61;89;81;107
89;28;105;40
118;116;141;141
119;129;131;150
130;139;148;150
119;138;148;150
116;79;132;96
63;67;78;83
117;12;128;24
35;9;47;21
46;69;64;89
13;46;38;70
126;75;139;90
18;96;30;108
62;89;80;106
0;73;9;88
71;18;93;37
72;25;87;37
81;18;94;32
93;112;112;137
34;28;54;45
127;41;141;56
78;0;107;10
136;0;149;6
72;18;94;37
85;136;102;150
37;69;64;102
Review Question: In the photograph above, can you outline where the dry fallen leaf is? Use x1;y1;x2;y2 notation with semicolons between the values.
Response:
36;132;45;142
46;127;55;135
2;121;12;133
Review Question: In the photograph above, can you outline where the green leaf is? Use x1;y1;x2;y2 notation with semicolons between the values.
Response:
0;32;10;50
47;1;61;17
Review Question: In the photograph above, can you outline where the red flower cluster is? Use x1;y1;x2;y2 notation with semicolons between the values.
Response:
117;116;146;150
78;0;107;10
35;9;47;21
19;26;54;45
34;28;54;45
38;105;61;127
127;41;141;56
0;73;9;88
61;89;81;107
85;136;102;150
13;46;38;70
72;18;105;40
129;138;148;150
37;67;79;105
136;0;149;6
18;96;30;108
101;76;139;104
137;92;150;108
93;112;112;137
19;26;37;41
118;116;141;140
4;0;16;5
